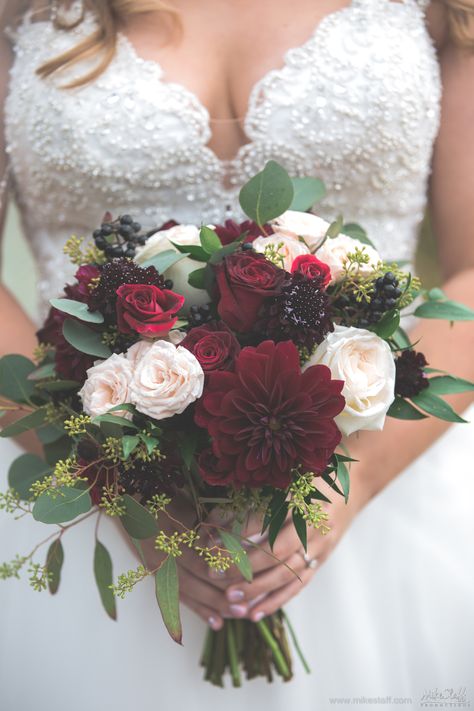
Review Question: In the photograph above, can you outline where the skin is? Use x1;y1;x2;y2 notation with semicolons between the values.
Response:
1;0;474;629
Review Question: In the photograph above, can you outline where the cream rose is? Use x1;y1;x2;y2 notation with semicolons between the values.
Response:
134;224;209;311
252;232;310;270
270;210;331;251
126;339;153;367
305;325;395;436
78;353;134;418
129;340;204;420
316;234;381;283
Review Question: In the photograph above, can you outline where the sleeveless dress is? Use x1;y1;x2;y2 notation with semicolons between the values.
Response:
1;1;473;709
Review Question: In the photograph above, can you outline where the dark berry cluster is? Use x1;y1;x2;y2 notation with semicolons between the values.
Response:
395;350;429;398
93;214;146;260
188;303;213;327
334;271;402;328
88;258;165;315
258;273;333;350
118;453;185;503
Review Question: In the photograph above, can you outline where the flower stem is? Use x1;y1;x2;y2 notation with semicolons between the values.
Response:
256;618;292;680
226;620;242;687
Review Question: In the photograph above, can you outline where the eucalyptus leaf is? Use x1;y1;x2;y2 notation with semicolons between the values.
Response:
188;267;207;290
27;363;57;381
411;390;467;423
427;287;445;301
0;354;36;403
391;327;412;350
155;556;182;644
0;408;47;438
8;453;51;500
326;215;344;239
208;242;241;265
46;540;64;595
219;530;253;582
63;319;112;359
373;309;400;339
43;436;72;466
387;397;427;420
119;494;158;539
50;298;104;324
427;375;474;396
170;241;209;262
289;177;325;212
200;226;222;255
140;249;188;273
239;160;294;226
37;423;66;445
414;300;474;322
94;540;117;620
92;414;138;430
342;223;375;248
36;380;80;393
33;486;92;524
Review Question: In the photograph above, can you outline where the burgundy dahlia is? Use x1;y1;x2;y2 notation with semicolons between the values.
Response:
214;219;272;246
395;350;429;398
195;340;345;488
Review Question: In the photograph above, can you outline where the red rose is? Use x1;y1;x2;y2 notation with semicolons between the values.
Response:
214;252;286;332
291;254;331;287
195;340;345;488
197;449;236;487
180;321;241;373
116;284;185;337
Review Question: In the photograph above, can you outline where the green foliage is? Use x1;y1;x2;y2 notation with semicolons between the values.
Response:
140;249;188;273
0;488;23;514
8;453;51;500
0;554;27;580
62;318;112;359
200;226;222;255
0;408;48;438
94;540;117;620
28;562;52;592
0;354;36;403
411;390;467;423
427;375;474;396
122;435;140;459
32;486;92;524
111;564;148;598
188;267;207;290
326;215;344;238
49;298;104;324
387;397;427;420
415;293;474;321
46;540;64;595
170;241;208;262
292;509;307;551
373;309;400;339
289;177;325;212
239;160;294;226
119;494;158;539
219;530;253;582
155;556;182;644
92;413;138;430
342;223;376;247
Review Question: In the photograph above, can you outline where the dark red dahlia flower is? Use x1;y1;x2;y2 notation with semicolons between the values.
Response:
195;340;345;488
214;219;273;246
180;320;241;373
395;350;429;398
197;449;236;487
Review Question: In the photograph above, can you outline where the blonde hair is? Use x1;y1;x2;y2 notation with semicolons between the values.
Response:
36;0;474;89
36;1;179;88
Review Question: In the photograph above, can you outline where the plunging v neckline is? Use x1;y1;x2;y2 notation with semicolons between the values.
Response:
116;1;357;166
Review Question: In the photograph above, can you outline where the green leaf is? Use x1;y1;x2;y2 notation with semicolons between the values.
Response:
49;298;104;324
37;423;66;445
387;396;427;420
239;160;294;226
122;435;140;459
94;540;117;620
311;488;332;504
373;309;400;339
155;556;182;644
208;242;241;265
36;380;80;393
119;494;158;539
336;459;350;503
391;327;412;350
0;408;47;438
326;215;344;239
188;267;207;290
268;501;289;550
321;473;344;497
200;226;222;255
289;177;326;212
107;403;137;415
43;436;72;466
427;375;474;396
181;431;198;470
170;241;209;262
411;390;468;423
8;453;51;500
33;486;92;524
63;319;112;359
46;540;64;595
427;287;445;301
140;249;188;273
342;223;376;248
0;354;36;403
292;510;307;551
219;530;253;582
414;300;474;322
27;362;57;381
139;433;159;455
92;413;138;430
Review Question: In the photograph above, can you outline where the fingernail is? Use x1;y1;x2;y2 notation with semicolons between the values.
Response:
226;589;245;603
229;603;248;617
208;615;222;631
251;610;265;622
248;593;267;609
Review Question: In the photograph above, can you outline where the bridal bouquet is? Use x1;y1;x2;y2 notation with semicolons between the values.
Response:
1;162;473;687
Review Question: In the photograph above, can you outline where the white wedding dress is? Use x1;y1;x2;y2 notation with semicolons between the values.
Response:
1;1;473;709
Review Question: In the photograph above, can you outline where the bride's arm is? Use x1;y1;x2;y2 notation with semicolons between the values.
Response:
221;32;474;620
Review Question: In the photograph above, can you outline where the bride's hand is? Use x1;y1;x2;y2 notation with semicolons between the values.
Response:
221;474;370;622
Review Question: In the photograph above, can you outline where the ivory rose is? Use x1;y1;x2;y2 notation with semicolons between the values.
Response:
129;340;204;420
78;353;134;418
305;325;396;436
316;234;381;283
270;210;331;251
252;233;310;271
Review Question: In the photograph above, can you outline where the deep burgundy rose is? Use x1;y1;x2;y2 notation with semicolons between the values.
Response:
214;220;273;246
291;254;331;287
195;340;345;488
180;321;241;373
214;252;286;332
197;449;236;487
116;284;185;336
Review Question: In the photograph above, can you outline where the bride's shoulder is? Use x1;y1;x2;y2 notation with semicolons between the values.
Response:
424;0;474;52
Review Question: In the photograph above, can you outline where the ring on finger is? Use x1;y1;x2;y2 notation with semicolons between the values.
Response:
297;549;318;570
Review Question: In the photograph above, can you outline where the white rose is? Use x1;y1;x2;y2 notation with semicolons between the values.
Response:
270;210;331;251
252;232;310;270
316;234;381;283
126;339;153;367
78;353;134;418
134;224;209;311
129;340;204;420
305;325;395;436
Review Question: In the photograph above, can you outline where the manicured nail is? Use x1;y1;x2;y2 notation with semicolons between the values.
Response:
208;615;222;631
229;603;248;617
248;593;267;609
227;589;245;602
251;610;265;622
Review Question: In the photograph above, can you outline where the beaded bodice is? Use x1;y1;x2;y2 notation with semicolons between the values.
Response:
4;0;440;315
